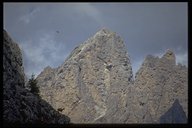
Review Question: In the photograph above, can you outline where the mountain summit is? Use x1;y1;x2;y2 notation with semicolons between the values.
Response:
162;49;176;65
36;28;187;123
37;28;134;123
2;27;186;124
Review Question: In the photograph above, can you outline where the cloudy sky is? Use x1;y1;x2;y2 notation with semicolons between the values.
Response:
3;2;188;78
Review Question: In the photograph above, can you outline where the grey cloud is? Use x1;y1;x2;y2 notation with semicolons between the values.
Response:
3;3;188;77
19;7;40;24
20;32;68;77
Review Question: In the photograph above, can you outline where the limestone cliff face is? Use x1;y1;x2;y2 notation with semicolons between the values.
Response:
3;30;70;124
36;28;187;124
37;28;134;123
131;50;188;123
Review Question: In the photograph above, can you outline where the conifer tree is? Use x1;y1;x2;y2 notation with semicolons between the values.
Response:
28;74;39;96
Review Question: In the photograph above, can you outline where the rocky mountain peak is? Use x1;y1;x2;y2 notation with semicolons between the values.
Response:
63;28;120;64
162;49;176;65
133;48;187;123
139;50;176;73
36;29;187;124
37;28;133;123
141;55;158;68
95;27;114;35
5;27;187;124
163;49;175;58
93;28;117;40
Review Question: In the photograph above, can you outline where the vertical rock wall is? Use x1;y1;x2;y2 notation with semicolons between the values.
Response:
3;30;70;124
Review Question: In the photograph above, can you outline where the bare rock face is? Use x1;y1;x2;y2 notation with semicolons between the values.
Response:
36;28;187;124
131;50;188;123
3;30;25;88
37;28;134;123
3;30;70;124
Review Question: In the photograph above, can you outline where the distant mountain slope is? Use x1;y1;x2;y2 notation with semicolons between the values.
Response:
160;99;187;123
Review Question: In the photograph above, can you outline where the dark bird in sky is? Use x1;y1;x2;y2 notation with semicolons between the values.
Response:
56;30;60;34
